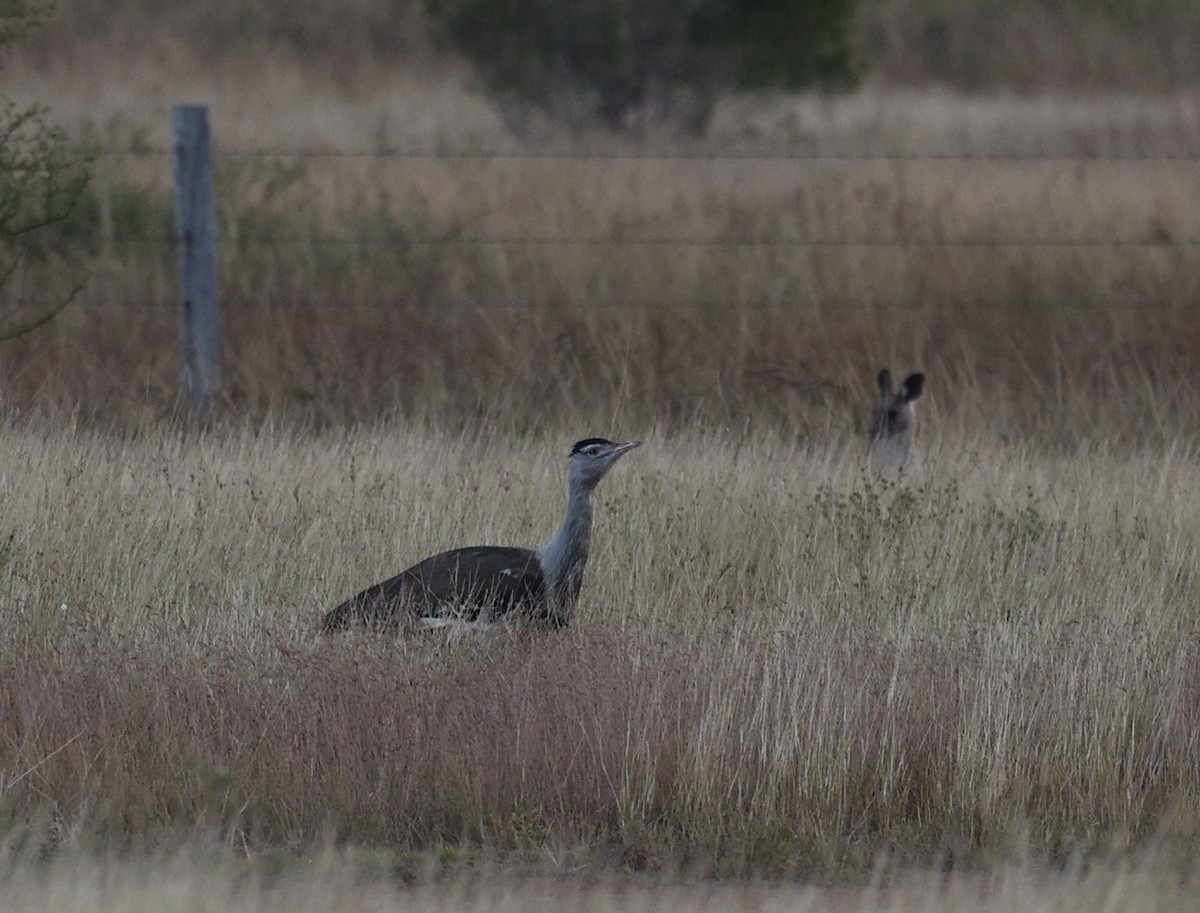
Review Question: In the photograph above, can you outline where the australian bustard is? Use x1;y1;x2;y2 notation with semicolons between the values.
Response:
321;438;641;632
869;368;925;469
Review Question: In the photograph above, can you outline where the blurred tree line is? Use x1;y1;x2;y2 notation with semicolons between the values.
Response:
425;0;859;133
17;1;1200;123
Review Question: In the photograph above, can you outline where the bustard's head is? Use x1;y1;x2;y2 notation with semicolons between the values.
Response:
869;369;925;440
568;438;641;489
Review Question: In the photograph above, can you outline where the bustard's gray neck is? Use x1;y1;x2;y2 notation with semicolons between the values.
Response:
535;473;595;611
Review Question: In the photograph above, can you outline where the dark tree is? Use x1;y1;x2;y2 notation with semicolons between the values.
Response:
426;0;859;133
0;5;91;340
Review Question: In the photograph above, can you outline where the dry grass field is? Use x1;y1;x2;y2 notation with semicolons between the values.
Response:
1;419;1198;873
3;2;1200;908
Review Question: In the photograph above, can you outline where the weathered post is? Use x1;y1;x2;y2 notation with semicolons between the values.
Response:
171;105;221;418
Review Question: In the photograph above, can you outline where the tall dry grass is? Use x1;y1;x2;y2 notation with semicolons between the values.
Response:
4;125;1200;435
1;416;1197;872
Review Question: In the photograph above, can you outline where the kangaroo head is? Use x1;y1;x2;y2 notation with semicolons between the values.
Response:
869;368;925;468
869;369;924;438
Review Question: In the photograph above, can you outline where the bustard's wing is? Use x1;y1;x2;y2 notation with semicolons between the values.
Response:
321;546;547;631
403;546;547;615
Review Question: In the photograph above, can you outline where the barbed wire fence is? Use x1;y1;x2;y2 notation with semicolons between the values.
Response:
38;110;1196;414
82;134;1200;311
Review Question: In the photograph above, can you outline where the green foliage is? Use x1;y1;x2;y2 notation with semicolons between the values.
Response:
57;176;174;259
425;0;859;133
0;4;91;340
491;806;550;849
691;0;859;91
214;157;310;252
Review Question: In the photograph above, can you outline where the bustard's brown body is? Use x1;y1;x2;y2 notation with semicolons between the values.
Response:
321;438;640;632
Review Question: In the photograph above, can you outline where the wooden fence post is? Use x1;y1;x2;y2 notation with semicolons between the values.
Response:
171;105;221;418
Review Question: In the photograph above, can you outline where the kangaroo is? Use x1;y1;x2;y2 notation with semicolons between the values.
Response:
868;368;925;470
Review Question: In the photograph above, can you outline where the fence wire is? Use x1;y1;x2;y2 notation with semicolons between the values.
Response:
72;144;1200;312
93;147;1200;162
69;287;1198;312
109;234;1200;249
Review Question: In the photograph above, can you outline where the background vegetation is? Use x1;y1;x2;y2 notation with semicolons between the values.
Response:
0;2;1195;432
17;0;1200;93
2;122;1198;437
424;0;858;132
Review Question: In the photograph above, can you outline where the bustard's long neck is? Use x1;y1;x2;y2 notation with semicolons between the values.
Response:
535;474;594;608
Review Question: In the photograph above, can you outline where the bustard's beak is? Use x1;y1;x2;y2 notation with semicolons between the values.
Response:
613;440;642;456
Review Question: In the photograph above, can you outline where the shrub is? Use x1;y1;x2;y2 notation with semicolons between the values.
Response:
426;0;859;133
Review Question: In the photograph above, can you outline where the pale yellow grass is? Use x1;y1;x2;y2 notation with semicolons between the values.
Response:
1;845;1197;913
2;417;1195;637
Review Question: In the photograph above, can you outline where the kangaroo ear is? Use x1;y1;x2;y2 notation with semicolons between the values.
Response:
877;369;893;396
899;373;925;402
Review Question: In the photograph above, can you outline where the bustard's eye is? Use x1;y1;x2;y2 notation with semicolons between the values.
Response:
585;445;604;457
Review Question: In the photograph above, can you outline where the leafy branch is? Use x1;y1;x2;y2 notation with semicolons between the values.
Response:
0;6;92;341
